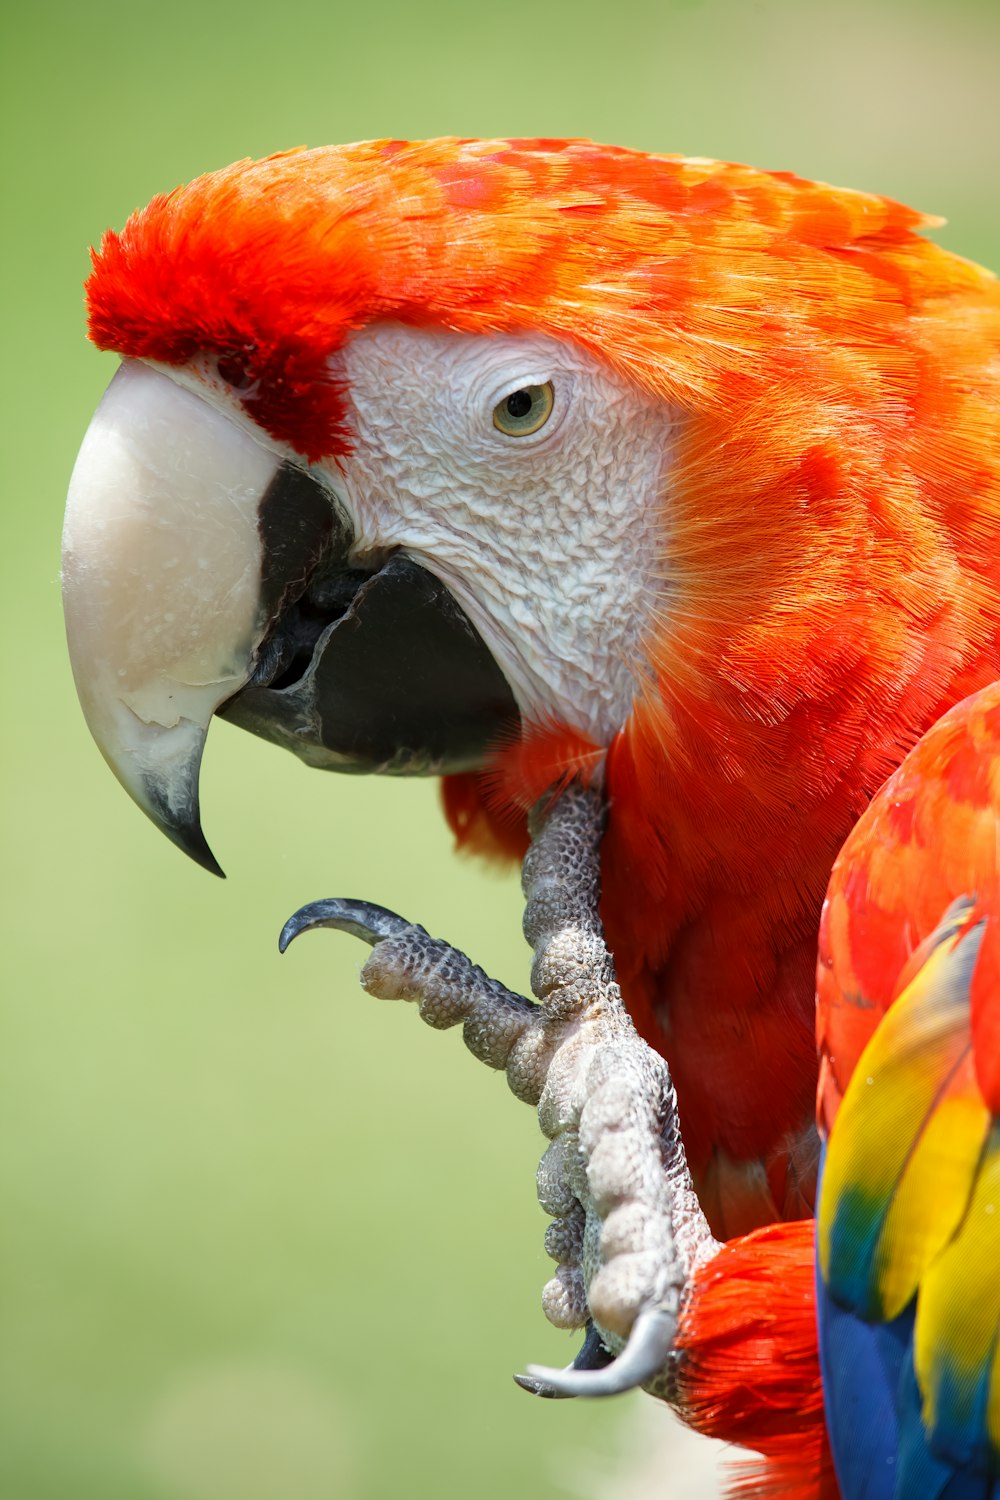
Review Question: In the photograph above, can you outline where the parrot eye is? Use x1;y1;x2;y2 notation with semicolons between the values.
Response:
492;381;555;437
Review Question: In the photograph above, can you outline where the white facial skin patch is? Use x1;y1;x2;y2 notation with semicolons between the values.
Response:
326;324;675;744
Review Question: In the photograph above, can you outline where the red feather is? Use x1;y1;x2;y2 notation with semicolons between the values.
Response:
676;1221;838;1499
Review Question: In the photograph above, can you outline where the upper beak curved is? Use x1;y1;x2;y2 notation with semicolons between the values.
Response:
63;359;521;877
62;360;291;875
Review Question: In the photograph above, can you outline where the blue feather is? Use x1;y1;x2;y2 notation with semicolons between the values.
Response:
817;1151;1000;1499
817;1255;908;1500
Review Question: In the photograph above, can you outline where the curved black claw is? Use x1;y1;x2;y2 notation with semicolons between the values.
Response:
512;1372;574;1400
518;1306;676;1399
279;898;415;953
513;1321;615;1399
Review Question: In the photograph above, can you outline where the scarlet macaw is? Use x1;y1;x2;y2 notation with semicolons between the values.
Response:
62;139;1000;1256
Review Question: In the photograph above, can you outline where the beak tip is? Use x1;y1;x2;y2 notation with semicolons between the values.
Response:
189;842;227;880
137;766;226;877
159;815;226;879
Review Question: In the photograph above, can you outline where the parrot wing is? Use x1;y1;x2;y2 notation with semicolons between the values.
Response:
675;684;1000;1499
816;683;1000;1499
818;899;1000;1497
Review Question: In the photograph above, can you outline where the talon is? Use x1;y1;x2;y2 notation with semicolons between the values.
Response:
514;1320;615;1398
279;898;415;953
512;1372;574;1399
278;785;712;1403
520;1305;676;1398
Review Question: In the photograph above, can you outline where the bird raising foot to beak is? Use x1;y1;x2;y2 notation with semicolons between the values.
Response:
279;782;719;1400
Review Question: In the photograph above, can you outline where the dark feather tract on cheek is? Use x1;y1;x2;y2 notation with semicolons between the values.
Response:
238;353;352;464
216;348;258;391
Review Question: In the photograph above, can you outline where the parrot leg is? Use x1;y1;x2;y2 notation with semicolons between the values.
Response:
279;784;718;1398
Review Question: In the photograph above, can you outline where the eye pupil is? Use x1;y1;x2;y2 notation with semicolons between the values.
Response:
505;390;533;419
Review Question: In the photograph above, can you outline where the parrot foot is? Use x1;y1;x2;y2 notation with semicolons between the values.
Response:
280;783;717;1399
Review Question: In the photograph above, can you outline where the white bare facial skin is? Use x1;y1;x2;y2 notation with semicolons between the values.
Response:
327;325;674;743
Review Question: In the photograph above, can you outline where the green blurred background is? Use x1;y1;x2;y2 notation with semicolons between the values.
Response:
3;2;999;1496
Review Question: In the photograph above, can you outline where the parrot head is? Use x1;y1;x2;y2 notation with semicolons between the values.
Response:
63;138;1000;902
65;139;693;872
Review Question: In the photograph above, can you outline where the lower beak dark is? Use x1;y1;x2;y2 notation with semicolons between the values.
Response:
222;550;518;777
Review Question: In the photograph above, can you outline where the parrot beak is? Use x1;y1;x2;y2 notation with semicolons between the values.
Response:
63;360;518;875
62;360;307;875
